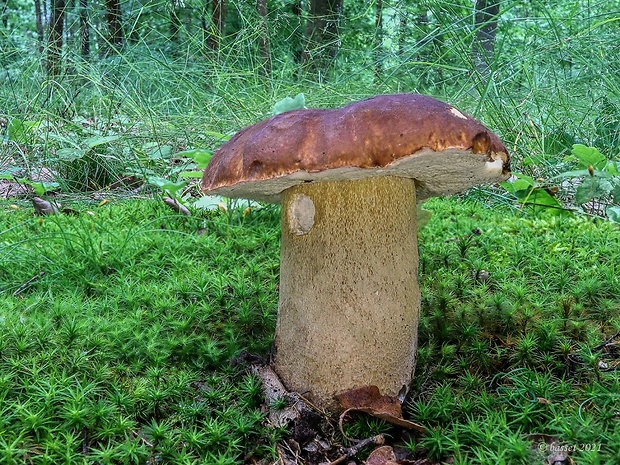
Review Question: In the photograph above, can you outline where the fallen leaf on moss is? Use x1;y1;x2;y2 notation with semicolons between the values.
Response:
335;386;426;436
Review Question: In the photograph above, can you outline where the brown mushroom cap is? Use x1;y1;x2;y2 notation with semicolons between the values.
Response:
201;93;510;203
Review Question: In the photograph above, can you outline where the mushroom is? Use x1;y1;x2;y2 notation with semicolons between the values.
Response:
201;93;510;411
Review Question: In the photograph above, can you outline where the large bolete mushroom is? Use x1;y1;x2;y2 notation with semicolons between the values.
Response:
202;94;510;411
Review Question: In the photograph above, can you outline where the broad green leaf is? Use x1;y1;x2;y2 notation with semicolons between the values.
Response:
571;144;607;170
47;132;82;149
588;177;613;197
551;169;592;180
18;179;59;196
575;178;613;205
416;206;432;230
7;118;25;142
512;178;536;191
147;176;187;197
606;206;620;224
205;131;230;141
147;145;173;160
57;148;86;161
516;187;563;210
513;173;536;185
530;189;559;206
500;174;535;196
499;180;516;195
272;93;306;115
7;119;40;143
178;170;204;179
193;195;227;210
0;167;23;178
85;135;121;149
175;149;213;168
604;161;620;176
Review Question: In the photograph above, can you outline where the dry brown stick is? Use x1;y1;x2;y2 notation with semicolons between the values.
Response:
162;197;191;216
13;272;45;296
131;429;153;448
328;434;385;465
593;330;620;351
276;444;285;465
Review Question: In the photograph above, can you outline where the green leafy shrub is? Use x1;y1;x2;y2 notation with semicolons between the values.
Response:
502;144;620;223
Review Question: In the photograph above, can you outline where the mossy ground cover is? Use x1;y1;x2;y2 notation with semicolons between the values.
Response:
0;196;619;464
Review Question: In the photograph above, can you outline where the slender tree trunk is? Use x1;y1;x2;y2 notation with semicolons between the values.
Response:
291;0;303;70
79;0;89;58
374;0;383;79
428;9;445;83
47;0;66;77
206;0;225;51
473;0;500;75
34;0;45;53
256;0;271;77
397;2;408;59
170;0;182;44
105;0;124;51
302;0;344;78
417;6;431;61
1;0;8;29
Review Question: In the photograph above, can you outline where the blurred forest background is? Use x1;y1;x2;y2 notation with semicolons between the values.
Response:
1;0;619;200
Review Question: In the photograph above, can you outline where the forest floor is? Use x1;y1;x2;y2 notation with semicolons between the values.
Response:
1;194;619;464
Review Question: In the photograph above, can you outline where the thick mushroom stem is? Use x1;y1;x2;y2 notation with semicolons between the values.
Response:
274;176;420;410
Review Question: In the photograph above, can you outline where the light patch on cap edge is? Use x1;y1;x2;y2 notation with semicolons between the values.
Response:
484;158;505;177
449;107;468;120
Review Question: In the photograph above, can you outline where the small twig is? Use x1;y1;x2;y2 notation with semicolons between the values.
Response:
162;197;191;216
276;444;285;465
131;430;153;448
13;272;45;296
593;330;620;352
328;434;385;465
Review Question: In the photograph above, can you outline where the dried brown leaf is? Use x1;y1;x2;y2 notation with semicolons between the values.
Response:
365;446;398;465
335;386;426;434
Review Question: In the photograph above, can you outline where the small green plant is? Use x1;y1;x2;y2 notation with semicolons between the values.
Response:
0;174;59;196
554;144;620;221
500;173;565;214
503;144;620;223
52;134;126;191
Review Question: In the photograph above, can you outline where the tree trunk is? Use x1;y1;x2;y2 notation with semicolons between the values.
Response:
374;0;383;80
256;0;271;77
1;0;8;29
47;0;66;77
397;2;408;59
34;0;45;53
79;0;90;58
473;0;500;75
302;0;344;78
206;0;225;51
170;0;182;44
291;0;303;71
105;0;124;51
